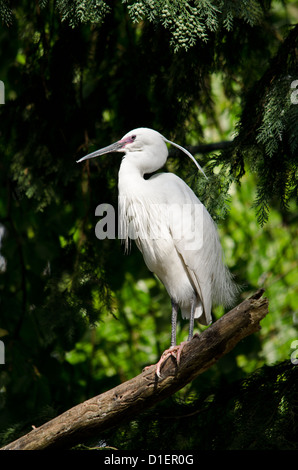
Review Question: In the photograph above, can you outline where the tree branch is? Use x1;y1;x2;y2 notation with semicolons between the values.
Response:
1;289;268;450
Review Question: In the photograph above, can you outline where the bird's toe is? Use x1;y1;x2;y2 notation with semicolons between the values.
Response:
155;342;188;378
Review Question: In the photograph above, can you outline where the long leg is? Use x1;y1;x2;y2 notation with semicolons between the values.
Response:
152;298;197;378
188;297;196;341
171;299;179;347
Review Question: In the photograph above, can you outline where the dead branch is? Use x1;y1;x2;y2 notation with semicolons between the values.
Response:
1;289;268;450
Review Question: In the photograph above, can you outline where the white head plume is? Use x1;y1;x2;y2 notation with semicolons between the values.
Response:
163;137;208;179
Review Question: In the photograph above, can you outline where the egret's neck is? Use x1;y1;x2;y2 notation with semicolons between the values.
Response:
119;156;147;180
118;146;168;196
119;156;146;177
118;158;146;197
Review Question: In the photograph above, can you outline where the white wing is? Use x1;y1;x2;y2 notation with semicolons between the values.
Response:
119;171;237;325
148;173;237;324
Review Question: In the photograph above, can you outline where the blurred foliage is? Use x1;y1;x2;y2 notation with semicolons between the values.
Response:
0;0;298;450
227;25;298;225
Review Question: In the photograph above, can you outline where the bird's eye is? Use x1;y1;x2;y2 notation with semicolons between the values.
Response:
130;135;136;141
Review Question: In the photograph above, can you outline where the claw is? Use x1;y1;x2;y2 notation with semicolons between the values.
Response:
155;341;187;378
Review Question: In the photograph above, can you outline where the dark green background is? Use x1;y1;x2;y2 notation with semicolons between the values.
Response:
0;1;297;449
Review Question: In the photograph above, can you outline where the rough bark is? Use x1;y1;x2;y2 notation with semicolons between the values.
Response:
1;289;268;451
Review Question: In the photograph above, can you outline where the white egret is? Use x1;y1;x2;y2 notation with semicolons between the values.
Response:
77;128;238;377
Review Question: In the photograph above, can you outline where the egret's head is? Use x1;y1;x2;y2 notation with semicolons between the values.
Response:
117;128;169;173
77;127;207;178
118;128;166;153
